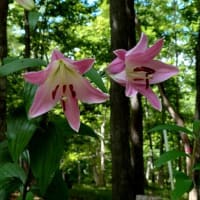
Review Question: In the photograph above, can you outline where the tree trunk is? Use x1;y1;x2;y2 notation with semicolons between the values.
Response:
24;10;31;58
158;83;192;174
109;0;136;199
0;0;8;141
130;95;144;195
190;20;200;200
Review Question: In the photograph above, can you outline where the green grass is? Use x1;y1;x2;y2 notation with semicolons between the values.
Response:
69;184;112;200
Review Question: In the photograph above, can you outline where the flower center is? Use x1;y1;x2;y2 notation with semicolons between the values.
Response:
127;66;155;89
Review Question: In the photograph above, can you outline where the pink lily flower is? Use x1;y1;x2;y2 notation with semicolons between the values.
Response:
24;50;109;132
107;33;179;111
16;0;35;10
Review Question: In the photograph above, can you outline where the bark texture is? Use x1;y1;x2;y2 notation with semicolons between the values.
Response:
0;0;8;141
109;0;136;199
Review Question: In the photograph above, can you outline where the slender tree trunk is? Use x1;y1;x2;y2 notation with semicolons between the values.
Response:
0;0;8;141
158;83;192;175
24;10;31;58
190;20;200;200
130;95;144;195
109;0;136;199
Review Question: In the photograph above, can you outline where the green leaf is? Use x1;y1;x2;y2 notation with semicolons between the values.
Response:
0;58;46;76
171;171;193;200
51;115;98;138
155;150;189;168
85;68;107;93
193;163;200;171
29;123;64;195
148;124;193;135
24;82;38;114
0;141;12;164
28;11;40;30
44;170;68;200
193;120;200;136
0;178;22;200
6;115;37;162
0;163;26;184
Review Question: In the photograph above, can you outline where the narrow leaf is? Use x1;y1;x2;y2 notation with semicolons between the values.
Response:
85;68;107;93
0;58;46;76
155;150;189;168
28;11;40;30
148;124;193;135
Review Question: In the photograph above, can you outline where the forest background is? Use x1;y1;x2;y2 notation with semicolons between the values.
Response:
0;0;200;200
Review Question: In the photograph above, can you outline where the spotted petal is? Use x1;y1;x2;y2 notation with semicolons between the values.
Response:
63;97;80;132
146;60;179;84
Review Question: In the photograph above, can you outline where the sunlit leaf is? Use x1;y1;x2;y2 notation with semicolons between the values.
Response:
0;58;46;76
28;11;40;30
148;124;193;135
155;150;189;168
85;67;107;93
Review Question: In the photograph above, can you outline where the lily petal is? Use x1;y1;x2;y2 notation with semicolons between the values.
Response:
63;97;80;132
126;33;148;56
107;58;125;74
24;69;49;85
114;49;127;60
146;60;179;84
125;82;138;97
73;78;109;103
28;84;59;118
126;38;163;65
109;70;127;86
73;58;95;74
51;50;65;62
135;84;161;111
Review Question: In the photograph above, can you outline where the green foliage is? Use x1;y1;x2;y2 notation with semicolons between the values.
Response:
148;124;193;136
155;150;189;168
69;185;112;200
44;170;68;200
6;115;37;162
0;58;46;77
171;171;193;200
85;68;107;93
28;122;65;195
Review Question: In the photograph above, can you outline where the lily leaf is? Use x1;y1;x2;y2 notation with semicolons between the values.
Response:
0;58;46;76
6;112;37;162
28;11;40;30
148;124;193;135
29;122;64;195
51;115;98;138
155;150;189;168
85;68;107;93
171;171;193;200
0;162;26;184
